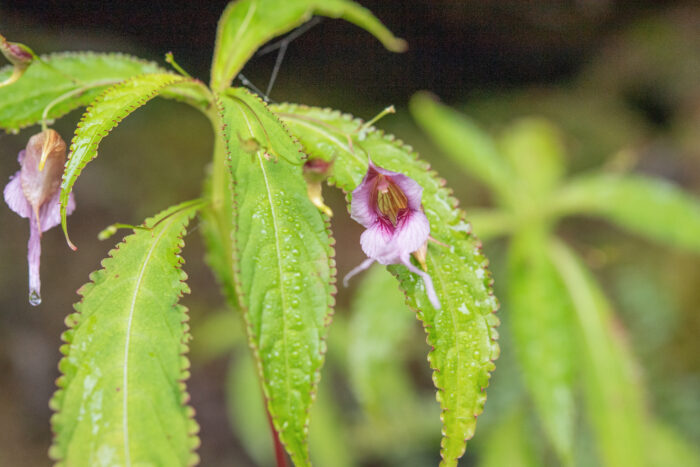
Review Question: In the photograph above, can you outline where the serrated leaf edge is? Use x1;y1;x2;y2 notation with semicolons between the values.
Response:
214;92;337;464
0;51;168;131
275;103;500;464
59;73;190;248
49;204;201;465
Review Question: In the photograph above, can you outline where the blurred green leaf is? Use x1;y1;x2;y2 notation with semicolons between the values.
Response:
508;227;576;465
200;167;239;309
276;104;500;466
59;73;190;248
219;89;335;466
466;208;515;241
478;409;539;467
190;310;244;363
410;92;512;203
554;173;700;253
226;350;274;466
308;379;353;467
0;53;163;131
210;0;406;91
50;200;203;466
348;264;416;419
648;422;700;467
499;118;565;201
550;239;647;467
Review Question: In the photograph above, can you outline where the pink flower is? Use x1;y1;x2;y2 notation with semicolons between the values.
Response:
4;130;75;305
344;160;441;309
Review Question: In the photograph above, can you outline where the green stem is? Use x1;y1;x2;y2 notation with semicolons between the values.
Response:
209;105;228;211
41;79;122;131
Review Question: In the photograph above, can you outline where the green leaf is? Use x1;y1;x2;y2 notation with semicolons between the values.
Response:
275;103;500;466
0;52;163;131
478;409;539;467
554;173;700;253
648;421;700;467
49;199;204;466
59;73;190;249
226;350;274;466
410;92;512;203
499;117;565;200
199;170;239;309
218;89;335;466
508;227;576;465
464;208;515;241
210;0;406;91
549;239;647;467
348;264;417;420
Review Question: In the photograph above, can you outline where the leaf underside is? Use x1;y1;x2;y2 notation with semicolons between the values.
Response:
49;199;203;466
210;0;406;91
59;73;190;247
218;89;335;466
275;103;500;466
0;52;164;131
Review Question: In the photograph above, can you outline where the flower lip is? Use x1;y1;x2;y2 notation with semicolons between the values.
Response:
346;159;441;309
4;129;75;306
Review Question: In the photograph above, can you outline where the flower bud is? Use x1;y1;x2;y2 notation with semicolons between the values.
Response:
0;33;34;87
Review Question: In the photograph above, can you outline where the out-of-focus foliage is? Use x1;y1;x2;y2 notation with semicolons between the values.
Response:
2;2;700;466
410;68;700;464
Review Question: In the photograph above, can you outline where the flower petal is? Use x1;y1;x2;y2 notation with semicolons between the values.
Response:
40;190;75;233
392;210;430;257
402;255;441;310
27;214;42;306
360;220;398;264
342;257;375;287
350;167;380;228
4;171;31;218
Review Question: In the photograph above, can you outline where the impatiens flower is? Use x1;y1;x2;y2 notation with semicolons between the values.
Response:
344;160;441;309
4;129;75;305
0;33;33;88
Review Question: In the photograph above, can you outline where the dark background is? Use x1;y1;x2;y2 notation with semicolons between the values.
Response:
1;1;699;466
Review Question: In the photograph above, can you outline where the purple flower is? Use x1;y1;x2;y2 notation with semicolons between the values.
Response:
4;130;75;305
344;160;441;309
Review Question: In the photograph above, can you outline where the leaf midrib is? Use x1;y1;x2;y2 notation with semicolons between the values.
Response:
280;114;365;167
236;103;294;437
123;215;178;467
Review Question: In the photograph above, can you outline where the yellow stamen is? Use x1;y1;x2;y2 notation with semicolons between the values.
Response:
375;174;407;225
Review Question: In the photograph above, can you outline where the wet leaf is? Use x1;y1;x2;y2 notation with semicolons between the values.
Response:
218;89;335;466
49;199;204;466
276;104;499;466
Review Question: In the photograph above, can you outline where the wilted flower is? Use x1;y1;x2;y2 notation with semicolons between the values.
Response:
4;129;75;305
344;160;441;309
0;33;33;87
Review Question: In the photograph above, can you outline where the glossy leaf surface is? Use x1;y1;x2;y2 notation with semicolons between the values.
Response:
59;73;190;248
275;103;499;466
210;0;406;91
218;89;335;466
0;52;163;131
554;173;700;252
49;200;203;466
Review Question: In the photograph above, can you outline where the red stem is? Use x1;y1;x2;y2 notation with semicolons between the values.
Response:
266;410;288;467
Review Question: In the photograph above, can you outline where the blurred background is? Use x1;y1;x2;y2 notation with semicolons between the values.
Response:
1;1;699;465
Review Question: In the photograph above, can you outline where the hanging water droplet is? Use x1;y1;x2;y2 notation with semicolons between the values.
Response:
29;289;41;306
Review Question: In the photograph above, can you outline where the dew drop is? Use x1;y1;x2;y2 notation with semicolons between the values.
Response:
29;290;41;306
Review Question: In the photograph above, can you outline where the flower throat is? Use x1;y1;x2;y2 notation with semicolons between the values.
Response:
374;174;408;226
